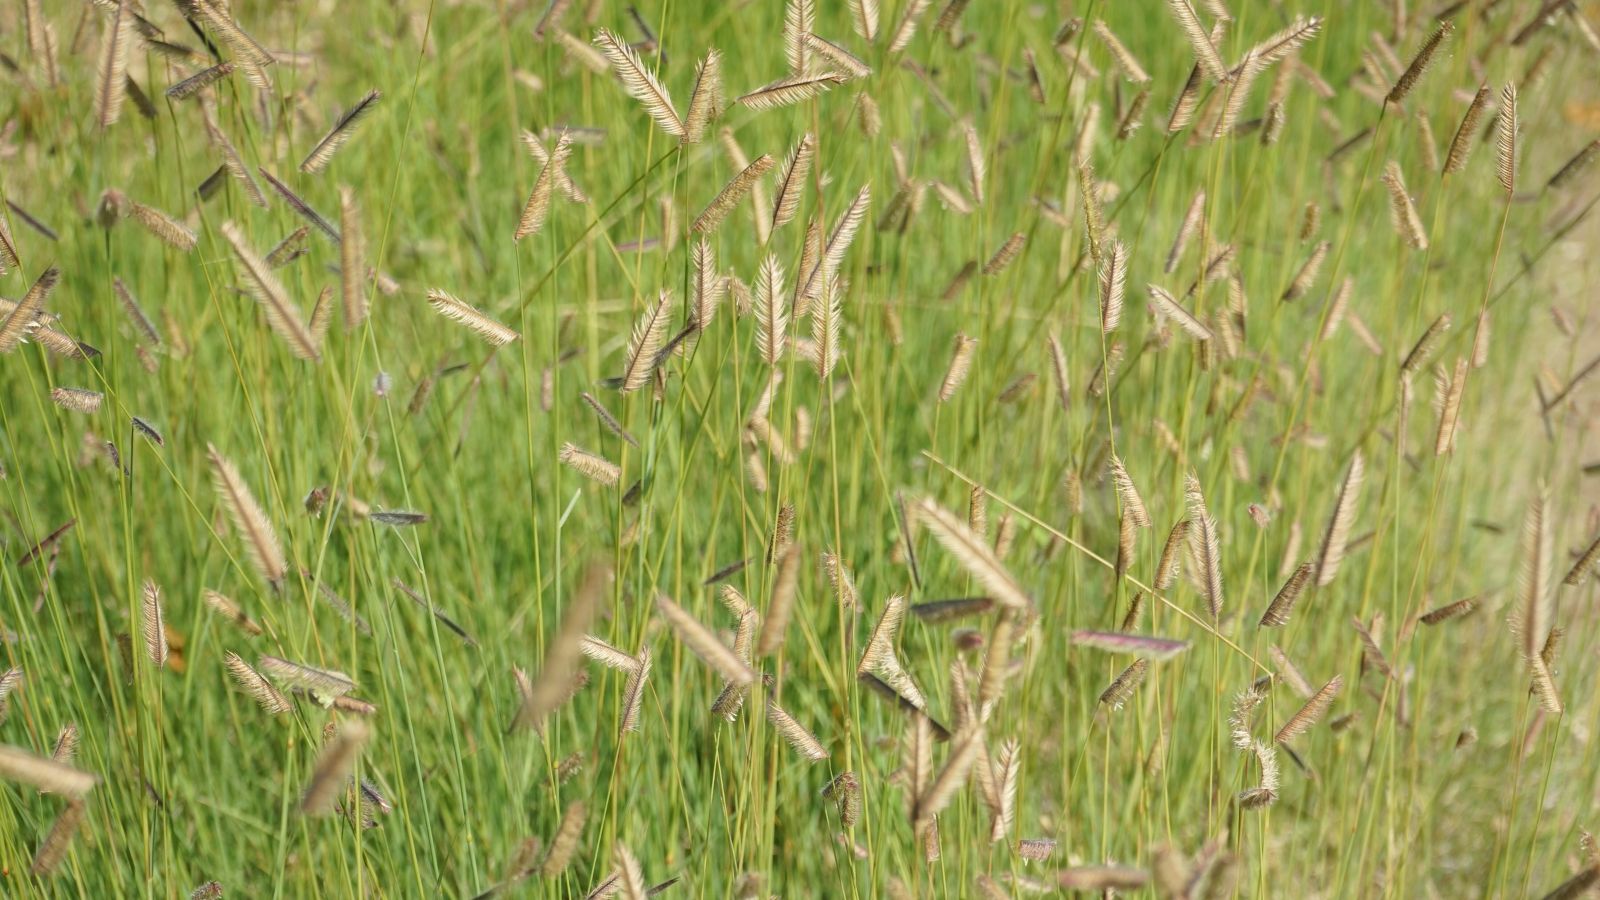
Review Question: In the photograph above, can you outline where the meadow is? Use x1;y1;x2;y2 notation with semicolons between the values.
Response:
2;0;1600;896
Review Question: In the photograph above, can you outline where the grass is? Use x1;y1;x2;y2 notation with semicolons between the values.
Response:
2;0;1600;896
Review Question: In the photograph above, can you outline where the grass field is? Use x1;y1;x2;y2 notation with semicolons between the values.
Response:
3;0;1600;896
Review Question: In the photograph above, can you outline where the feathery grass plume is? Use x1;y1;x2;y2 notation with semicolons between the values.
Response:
1259;562;1312;627
1093;20;1151;83
975;612;1017;717
682;49;722;145
967;485;989;538
768;505;798;565
22;0;59;88
784;0;815;72
916;497;1031;611
1115;89;1158;142
693;154;775;235
94;1;134;128
1210;48;1263;139
1077;160;1105;266
930;181;974;215
50;723;78;767
554;29;609;73
541;801;587;876
559;443;621;486
1400;313;1450;375
1547;138;1600;191
30;798;87;876
809;279;844;380
822;771;862;826
985;737;1021;844
1281;240;1328;301
757;546;802;656
1071;630;1190;661
1099;240;1128;333
1165;190;1205;274
520;130;587;203
822;550;860;610
618;646;652;736
1165;0;1226;82
1320;277;1354;341
767;697;828;761
1418;596;1477;625
1517;492;1553;667
224;652;291;714
1183;475;1223;619
579;392;639;447
934;0;971;34
300;90;382;174
426;289;520;346
1046;333;1071;411
843;0;878;41
736;71;847;110
125;201;198;252
910;597;994;623
613;843;647;900
1379;161;1428;250
0;214;17;275
1167;57;1205;134
260;656;356;700
1099;658;1149;710
1445;85;1491;176
111;277;161;348
1274;675;1342;743
1146;284;1213;341
888;0;931;52
141;580;168;667
580;634;638;670
370;510;428;527
613;289;673;392
960;121;987;206
769;133;816;234
204;589;263;635
0;746;97;796
1108;456;1151;528
1435;358;1468;455
49;388;103;414
802;184;871;302
1564;533;1600;586
516;132;573;241
913;726;982;835
300;720;370;816
219;221;320;360
1496;83;1518;194
194;0;275;88
938;334;978;402
982;233;1024;275
1350;614;1394;679
0;669;19;725
517;562;608;731
207;444;288;589
593;28;683;137
1386;21;1450;105
656;594;757;686
806;33;872;79
1154;518;1190;591
199;104;268;209
338;187;368;329
166;62;235;100
1313;451;1364;587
